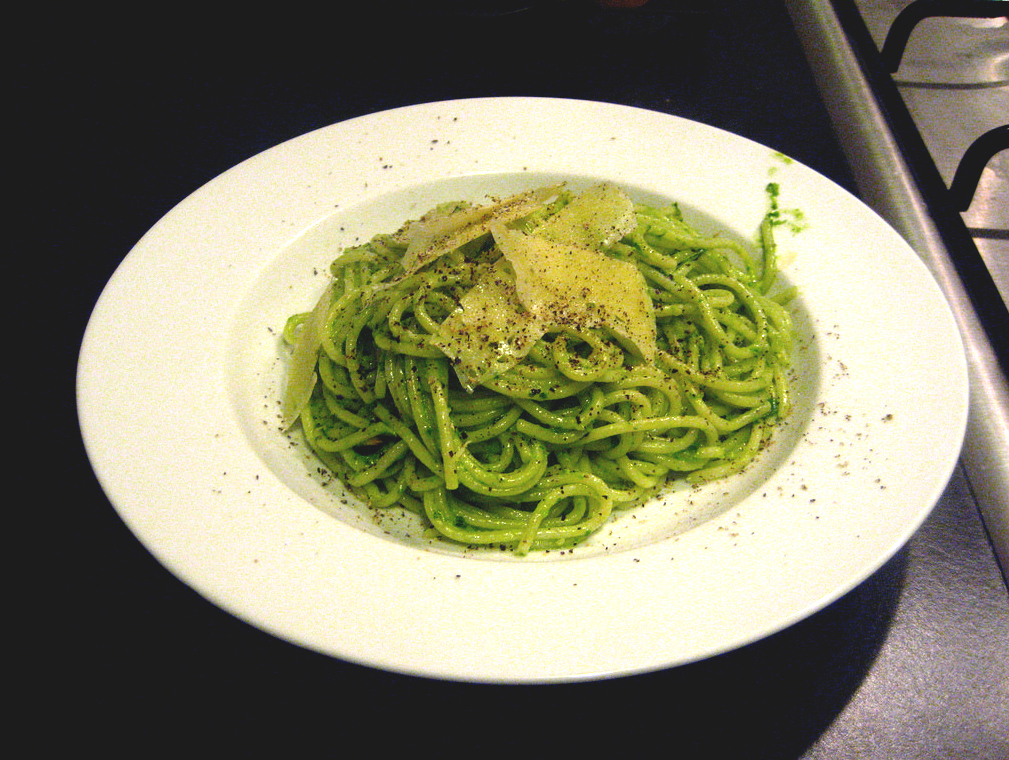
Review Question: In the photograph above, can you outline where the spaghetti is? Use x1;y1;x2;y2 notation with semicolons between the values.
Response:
282;183;794;554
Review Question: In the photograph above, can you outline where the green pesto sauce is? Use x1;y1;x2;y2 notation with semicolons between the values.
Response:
765;181;807;235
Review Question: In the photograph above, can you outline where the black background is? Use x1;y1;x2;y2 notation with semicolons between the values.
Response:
19;1;1005;755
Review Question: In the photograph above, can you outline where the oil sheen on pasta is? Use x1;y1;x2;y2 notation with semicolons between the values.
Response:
281;183;795;554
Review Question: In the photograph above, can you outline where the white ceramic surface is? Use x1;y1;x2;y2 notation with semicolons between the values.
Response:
77;97;968;683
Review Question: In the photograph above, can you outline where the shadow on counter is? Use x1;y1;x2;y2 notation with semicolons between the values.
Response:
345;548;906;757
56;449;906;757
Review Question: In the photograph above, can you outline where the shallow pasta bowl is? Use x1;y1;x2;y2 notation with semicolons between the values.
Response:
77;97;968;684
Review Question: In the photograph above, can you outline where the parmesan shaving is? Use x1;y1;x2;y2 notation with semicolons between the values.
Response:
281;284;334;429
493;225;656;362
432;260;546;391
400;185;561;275
533;182;637;249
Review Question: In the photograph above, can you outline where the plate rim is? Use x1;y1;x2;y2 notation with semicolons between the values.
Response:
76;96;969;684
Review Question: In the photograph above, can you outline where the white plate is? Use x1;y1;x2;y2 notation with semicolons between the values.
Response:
77;97;968;683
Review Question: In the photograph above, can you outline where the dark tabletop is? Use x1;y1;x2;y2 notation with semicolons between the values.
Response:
25;1;1007;756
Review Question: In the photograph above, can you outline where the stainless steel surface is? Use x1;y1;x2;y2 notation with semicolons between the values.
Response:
976;234;1009;304
866;3;1008;85
858;1;1009;307
803;466;1009;758
783;0;1009;579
